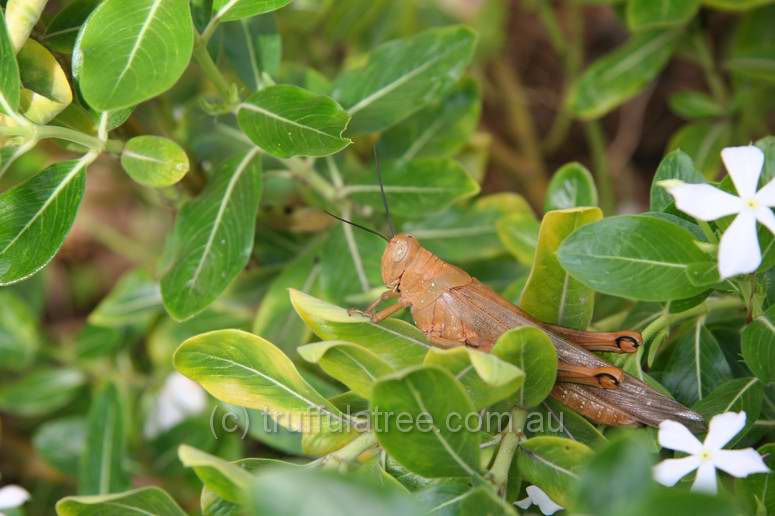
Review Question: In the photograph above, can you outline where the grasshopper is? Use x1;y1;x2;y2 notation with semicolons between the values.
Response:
331;152;706;432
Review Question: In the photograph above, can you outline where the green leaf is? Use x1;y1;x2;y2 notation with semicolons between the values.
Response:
661;320;733;406
568;30;680;119
557;214;711;301
627;0;701;31
33;417;87;476
299;340;394;398
521;208;602;329
88;269;162;327
17;38;73;124
80;383;129;495
705;0;775;10
404;193;527;263
667;121;731;179
516;436;592;508
736;443;775;516
626;489;738;516
650;149;704;212
0;289;39;370
725;5;775;83
692;377;763;443
41;0;101;54
496;211;540;266
174;329;356;437
213;0;292;22
526;399;606;447
290;289;430;369
0;368;85;417
371;366;481;478
5;0;47;52
379;78;481;162
668;91;724;119
458;486;518;515
120;136;190;187
742;305;775;383
178;444;253;503
343;158;479;218
424;347;524;409
544;163;598;212
56;487;186;516
238;85;351;158
491;327;557;408
332;25;477;134
161;151;262;321
0;8;20;115
74;0;195;111
223;15;282;90
0;157;90;286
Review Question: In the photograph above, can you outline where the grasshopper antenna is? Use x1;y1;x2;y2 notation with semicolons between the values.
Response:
373;145;395;238
324;210;389;242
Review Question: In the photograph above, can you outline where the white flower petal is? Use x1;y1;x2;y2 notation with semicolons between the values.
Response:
658;420;703;454
756;206;775;235
704;411;747;450
713;448;770;478
144;373;208;438
0;485;30;510
662;182;742;221
653;456;701;487
515;496;532;510
756;177;775;206
722;145;764;199
166;372;207;413
525;486;564;515
718;212;761;279
691;461;718;494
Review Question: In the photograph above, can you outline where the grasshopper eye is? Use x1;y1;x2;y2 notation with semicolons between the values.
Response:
392;240;408;262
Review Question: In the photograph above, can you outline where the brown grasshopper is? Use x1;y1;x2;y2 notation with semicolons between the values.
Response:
330;153;706;432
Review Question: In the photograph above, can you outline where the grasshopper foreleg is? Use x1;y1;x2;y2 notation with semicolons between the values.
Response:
348;289;405;323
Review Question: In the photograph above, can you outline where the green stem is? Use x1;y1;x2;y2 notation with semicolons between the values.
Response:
287;158;336;200
692;31;728;106
193;41;237;105
0;124;122;153
320;432;379;471
489;408;527;496
583;120;615;213
641;297;745;343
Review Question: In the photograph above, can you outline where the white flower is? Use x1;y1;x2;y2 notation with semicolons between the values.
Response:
653;411;769;493
515;485;563;515
661;145;775;279
0;484;30;515
144;372;207;438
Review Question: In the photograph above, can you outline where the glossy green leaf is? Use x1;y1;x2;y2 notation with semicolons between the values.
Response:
517;436;592;508
319;220;383;304
668;91;724;119
496;211;540;266
17;38;73;124
491;327;557;408
343;158;479;218
0;289;39;370
88;269;162;327
627;489;737;516
667;121;731;178
178;445;252;503
692;377;763;444
544;162;598;212
404;193;528;263
223;15;282;90
380;78;481;162
568;30;680;119
120;136;190;187
458;486;518;515
238;85;351;158
56;487;186;516
0;8;20;115
627;0;701;31
557;215;711;301
424;347;524;409
74;0;194;111
0;368;85;416
521;208;602;329
299;340;394;398
526;399;606;447
661;320;733;406
371;366;481;478
736;443;775;516
650;149;705;212
161;151;262;321
332;25;476;134
742;304;775;383
33;417;87;476
174;329;356;437
213;0;292;22
705;0;775;10
0;157;90;286
290;289;430;369
41;0;101;53
80;383;129;495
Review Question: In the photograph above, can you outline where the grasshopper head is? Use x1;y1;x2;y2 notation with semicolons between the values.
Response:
382;234;421;289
